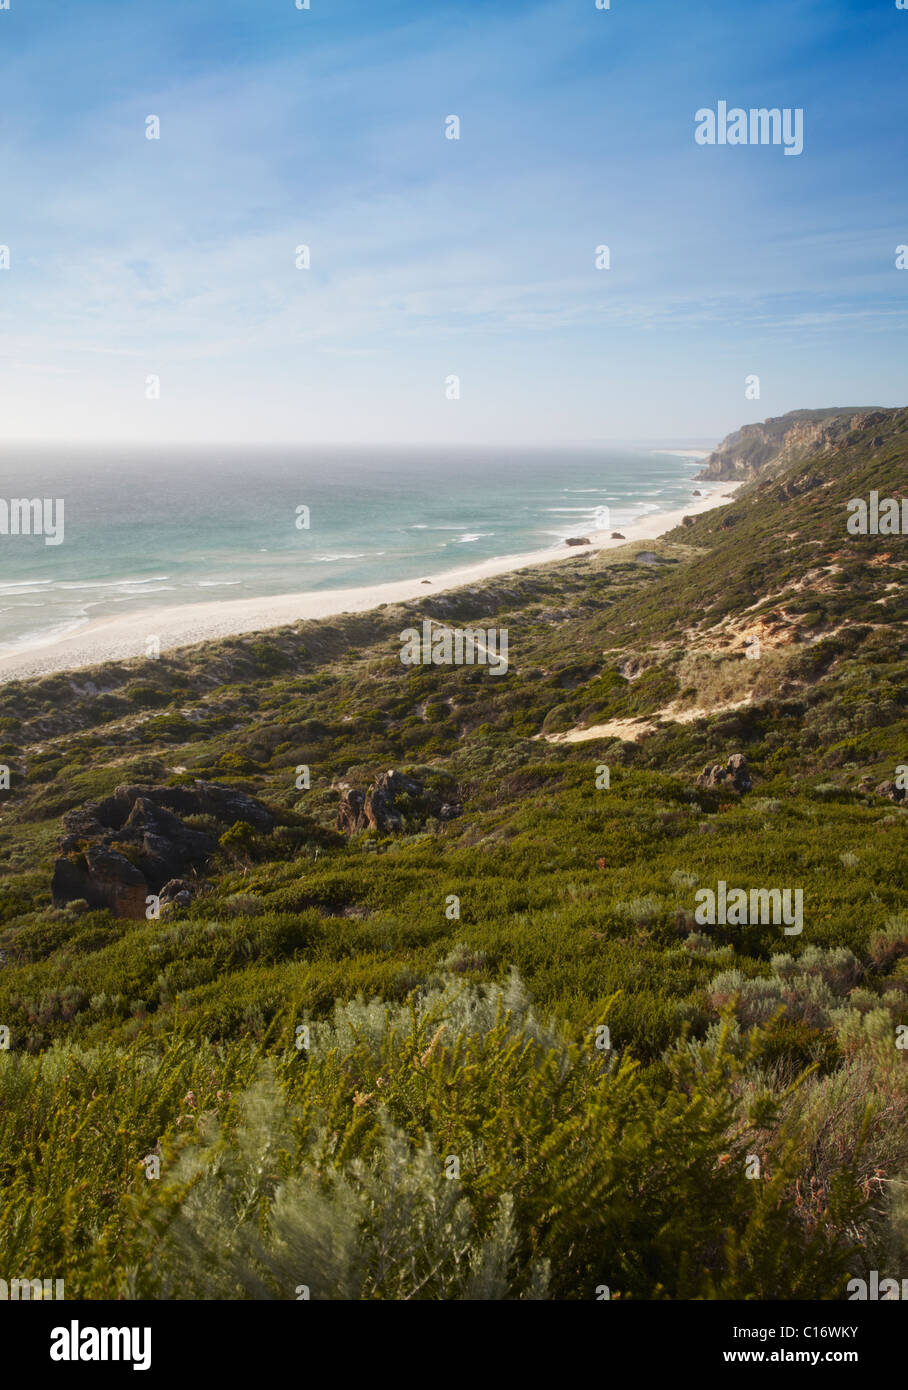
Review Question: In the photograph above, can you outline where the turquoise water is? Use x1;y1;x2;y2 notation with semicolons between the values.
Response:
0;445;706;653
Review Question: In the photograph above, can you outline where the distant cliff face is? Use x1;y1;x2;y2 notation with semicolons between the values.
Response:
698;407;894;482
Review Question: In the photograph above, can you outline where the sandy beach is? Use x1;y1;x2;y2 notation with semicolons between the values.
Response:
0;478;736;683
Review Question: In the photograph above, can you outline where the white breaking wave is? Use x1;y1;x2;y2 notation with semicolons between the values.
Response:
310;553;369;563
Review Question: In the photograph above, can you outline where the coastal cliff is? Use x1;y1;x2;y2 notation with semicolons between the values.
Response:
697;406;894;482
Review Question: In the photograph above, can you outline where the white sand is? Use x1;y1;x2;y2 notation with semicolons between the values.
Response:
541;717;658;744
651;448;711;459
0;478;736;683
538;696;755;746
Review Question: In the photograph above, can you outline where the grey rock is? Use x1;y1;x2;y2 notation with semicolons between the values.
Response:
336;770;461;835
52;845;147;919
51;780;273;919
697;753;752;794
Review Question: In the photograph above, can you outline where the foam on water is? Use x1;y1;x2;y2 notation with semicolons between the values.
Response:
0;445;706;653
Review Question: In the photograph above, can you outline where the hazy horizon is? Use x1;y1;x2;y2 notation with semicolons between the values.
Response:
0;435;720;450
0;407;893;454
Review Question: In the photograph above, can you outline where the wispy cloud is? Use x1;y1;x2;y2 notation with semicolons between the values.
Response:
0;0;905;442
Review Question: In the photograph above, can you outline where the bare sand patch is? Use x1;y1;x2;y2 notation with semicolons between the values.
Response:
539;717;658;744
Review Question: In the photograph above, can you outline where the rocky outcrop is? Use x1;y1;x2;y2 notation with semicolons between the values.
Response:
160;878;204;910
696;753;752;794
774;473;824;502
52;846;148;921
364;770;425;832
61;781;274;839
697;408;894;483
335;786;367;835
872;780;905;804
564;536;591;547
336;769;461;835
119;797;213;885
52;781;273;919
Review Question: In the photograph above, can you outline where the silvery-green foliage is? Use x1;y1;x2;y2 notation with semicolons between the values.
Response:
830;1006;907;1068
137;1066;548;1300
771;946;862;994
677;1017;747;1066
311;967;565;1060
707;947;867;1029
614;895;662;925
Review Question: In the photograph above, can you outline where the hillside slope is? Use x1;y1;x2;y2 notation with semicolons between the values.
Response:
0;410;906;1300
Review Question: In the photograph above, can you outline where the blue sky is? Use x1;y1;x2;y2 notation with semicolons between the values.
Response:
0;0;906;445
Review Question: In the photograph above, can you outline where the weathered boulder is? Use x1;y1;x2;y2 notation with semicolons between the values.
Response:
874;780;905;804
159;878;201;910
336;770;461;835
120;796;214;884
335;785;367;834
364;771;424;832
564;536;591;547
52;845;147;920
61;806;106;841
90;781;274;833
697;753;752;794
51;780;273;919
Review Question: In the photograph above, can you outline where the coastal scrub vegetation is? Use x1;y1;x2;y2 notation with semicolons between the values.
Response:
1;408;907;1298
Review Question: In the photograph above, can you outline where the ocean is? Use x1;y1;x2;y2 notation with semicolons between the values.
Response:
0;445;706;655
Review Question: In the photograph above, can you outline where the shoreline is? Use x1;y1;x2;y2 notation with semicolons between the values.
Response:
0;477;737;684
